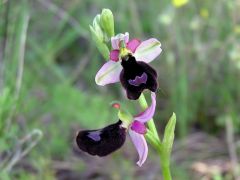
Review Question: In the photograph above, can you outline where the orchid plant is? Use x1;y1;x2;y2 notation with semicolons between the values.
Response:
76;9;176;180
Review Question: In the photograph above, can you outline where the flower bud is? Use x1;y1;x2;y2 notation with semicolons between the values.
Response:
92;14;104;41
90;25;110;59
100;9;115;39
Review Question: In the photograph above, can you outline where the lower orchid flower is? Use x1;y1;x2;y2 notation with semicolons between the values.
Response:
76;92;156;166
95;32;162;100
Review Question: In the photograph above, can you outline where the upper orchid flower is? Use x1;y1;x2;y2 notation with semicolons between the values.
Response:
76;92;156;166
95;32;162;100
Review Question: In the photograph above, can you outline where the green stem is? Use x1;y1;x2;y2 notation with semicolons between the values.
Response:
139;93;172;180
145;130;160;150
161;162;172;180
158;148;172;180
157;147;172;180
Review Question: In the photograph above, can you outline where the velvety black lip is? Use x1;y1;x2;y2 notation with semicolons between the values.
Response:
120;55;158;100
76;120;126;157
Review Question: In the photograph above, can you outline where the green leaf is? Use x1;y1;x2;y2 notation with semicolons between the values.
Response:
162;113;176;154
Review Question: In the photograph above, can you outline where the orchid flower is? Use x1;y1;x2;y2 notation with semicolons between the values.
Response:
95;32;162;100
76;92;156;166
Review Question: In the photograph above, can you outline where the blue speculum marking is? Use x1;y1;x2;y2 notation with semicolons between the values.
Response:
87;131;101;141
128;72;148;86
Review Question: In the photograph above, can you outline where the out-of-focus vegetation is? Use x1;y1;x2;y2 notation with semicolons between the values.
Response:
0;0;239;179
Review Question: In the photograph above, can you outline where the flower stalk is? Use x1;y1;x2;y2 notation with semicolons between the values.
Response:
139;93;176;180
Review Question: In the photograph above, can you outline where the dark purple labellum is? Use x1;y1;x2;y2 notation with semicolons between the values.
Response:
120;55;158;100
76;120;126;157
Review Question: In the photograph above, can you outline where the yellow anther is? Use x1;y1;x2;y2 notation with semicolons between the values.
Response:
120;47;131;58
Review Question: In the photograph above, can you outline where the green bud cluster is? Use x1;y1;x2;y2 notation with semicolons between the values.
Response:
89;9;115;60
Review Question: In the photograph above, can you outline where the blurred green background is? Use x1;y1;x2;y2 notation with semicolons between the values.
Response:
0;0;240;179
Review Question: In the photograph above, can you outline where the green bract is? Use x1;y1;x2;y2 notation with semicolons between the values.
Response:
100;9;115;39
89;14;110;59
162;113;176;155
92;14;104;41
117;109;132;128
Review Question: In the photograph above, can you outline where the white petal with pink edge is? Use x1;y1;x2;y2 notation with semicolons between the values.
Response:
134;92;156;123
134;38;162;63
95;61;122;86
129;129;148;167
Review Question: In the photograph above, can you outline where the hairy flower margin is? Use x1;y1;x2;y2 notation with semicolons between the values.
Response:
95;32;162;100
76;92;156;166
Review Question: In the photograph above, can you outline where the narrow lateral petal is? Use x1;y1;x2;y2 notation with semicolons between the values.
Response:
127;39;141;53
134;38;162;63
111;32;129;49
110;50;120;62
134;92;156;123
95;61;122;86
129;129;148;167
